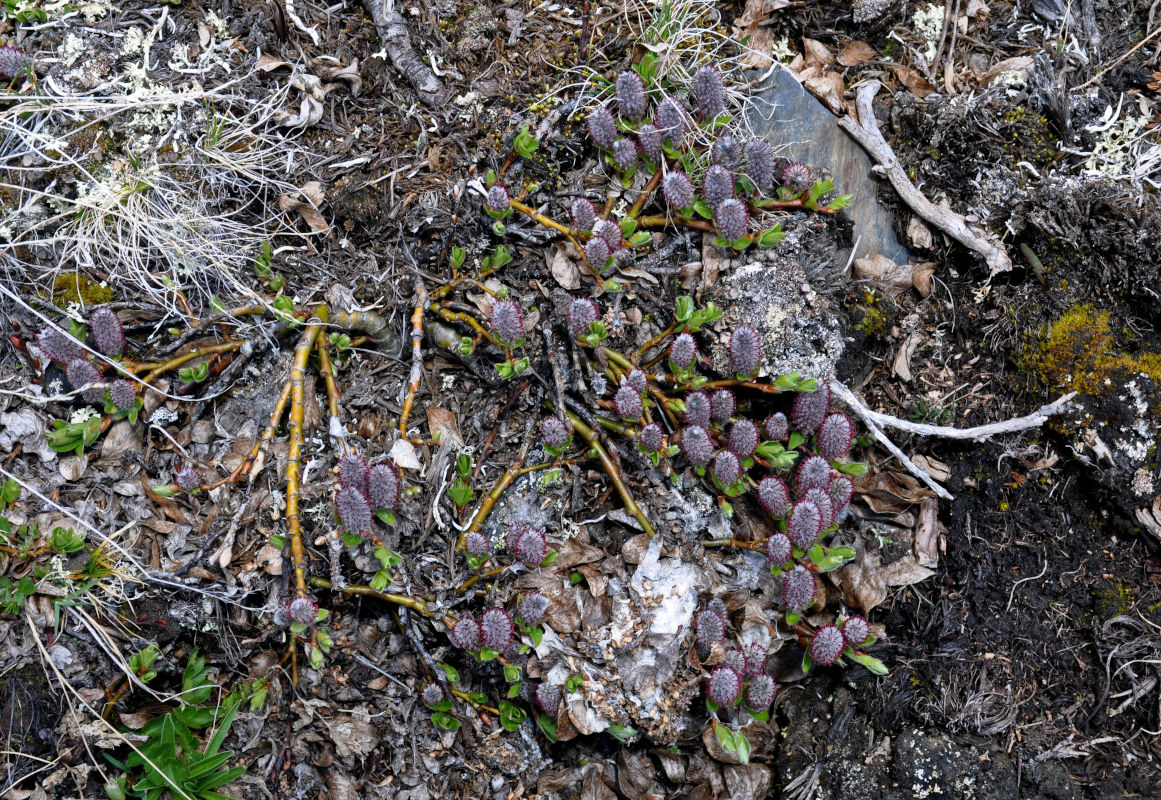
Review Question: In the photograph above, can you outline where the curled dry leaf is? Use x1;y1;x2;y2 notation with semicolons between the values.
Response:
279;182;330;234
548;241;582;290
914;496;944;568
389;438;422;471
426;406;464;449
890;65;937;99
892;330;924;382
838;40;877;66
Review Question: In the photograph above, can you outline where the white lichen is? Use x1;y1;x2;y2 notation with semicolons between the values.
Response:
912;4;945;63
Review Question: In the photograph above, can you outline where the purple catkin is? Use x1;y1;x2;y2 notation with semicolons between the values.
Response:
0;47;28;81
829;475;854;515
692;65;726;119
566;297;600;336
36;326;84;366
683;391;712;428
519;591;549;625
451;616;482;650
465;531;491;557
703;164;735;207
88;308;124;357
584;236;612;271
818;413;854;461
745;674;777;709
490;299;524;344
616;70;647;121
781;565;817;612
485;184;510;214
662;171;695;209
541;415;572;450
781;161;813;192
287;596;319;626
711;450;741;486
695;608;726;651
707;597;728;623
763;412;789;442
787;500;823;549
570;197;597;231
681;425;714;467
706;664;742;706
612;138;638;170
744;139;776;190
535;682;563;714
791;382;831;434
638;422;664;453
625;369;648;394
587;105;617;147
765;532;792;565
796;454;833;494
843;615;871;648
723;649;747;675
810;624;846;667
66;359;105;404
336;486;372;534
709;389;735;424
175;466;200;492
714;198;749;241
338;453;368;495
805;487;836;527
480;608;514;649
728;325;762;376
668;333;698;370
756;476;791;518
512;525;547;567
742;643;767;677
109;379;136;411
594;219;622;251
421;682;444;706
656;95;687;141
366;463;401;511
713;134;741;168
613;383;643;419
727;419;759;458
637;124;663;161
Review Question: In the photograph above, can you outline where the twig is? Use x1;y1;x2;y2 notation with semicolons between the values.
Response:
1006;555;1048;613
837;80;1013;276
830;380;1077;501
564;410;657;536
286;312;326;599
315;334;348;458
361;0;448;107
1075;24;1161;90
399;279;428;436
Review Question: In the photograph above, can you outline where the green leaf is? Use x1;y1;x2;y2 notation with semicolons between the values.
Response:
540;550;559;567
503;664;522;683
469;692;489;704
715;724;737;752
813;545;856;572
758;226;785;247
438;662;460;683
507;683;521;698
849;651;889;675
692;199;714;219
369;569;390;592
607;723;636;742
342;532;361;547
735;732;751;764
449;481;474;507
628;231;652;248
620;217;638;237
499;700;527;731
564;674;583;693
785;611;801;625
374;509;396;525
827;193;853;211
528;626;544;647
836;461;868;476
674;296;694;322
747;709;770;723
485;169;497;187
787;431;806;451
796;377;819;392
478;647;499;661
773;372;801;391
537;713;558;743
431;711;461;731
492;220;507;236
269;534;285;549
450;246;467;270
374;546;404;569
730;236;752;250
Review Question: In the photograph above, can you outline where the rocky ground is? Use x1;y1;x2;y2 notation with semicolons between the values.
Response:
0;0;1160;798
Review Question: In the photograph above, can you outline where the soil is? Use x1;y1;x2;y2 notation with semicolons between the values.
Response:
1;0;1160;798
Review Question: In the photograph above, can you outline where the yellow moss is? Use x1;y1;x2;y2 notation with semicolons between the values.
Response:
1017;303;1161;400
49;272;114;308
854;288;888;339
1092;578;1136;620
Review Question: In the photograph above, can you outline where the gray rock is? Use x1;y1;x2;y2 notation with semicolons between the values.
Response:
746;67;910;265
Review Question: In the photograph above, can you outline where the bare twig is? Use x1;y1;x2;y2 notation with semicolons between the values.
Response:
361;0;448;107
837;80;1013;276
830;380;1077;501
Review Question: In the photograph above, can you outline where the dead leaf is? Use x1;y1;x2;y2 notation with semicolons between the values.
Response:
389;439;422;471
198;22;212;48
548;241;582;289
906;215;934;250
101;420;142;459
326;715;378;759
426;406;464;449
312;58;362;96
1136;496;1161;542
838;40;876;66
832;535;887;612
852;254;914;296
914;496;944;568
801;37;834;69
58;455;86;481
966;0;989;17
854;467;932;512
880;559;936;586
803;69;846;114
912;455;951;482
890;65;937;98
982;56;1033;86
257;54;291;72
892;331;924;382
278;186;330;234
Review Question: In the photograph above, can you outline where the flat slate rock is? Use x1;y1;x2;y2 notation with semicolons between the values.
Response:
746;68;910;265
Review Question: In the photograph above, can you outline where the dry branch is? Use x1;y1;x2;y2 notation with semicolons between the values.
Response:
837;80;1013;276
362;0;448;108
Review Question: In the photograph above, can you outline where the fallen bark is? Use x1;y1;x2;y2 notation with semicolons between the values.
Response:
362;0;448;108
